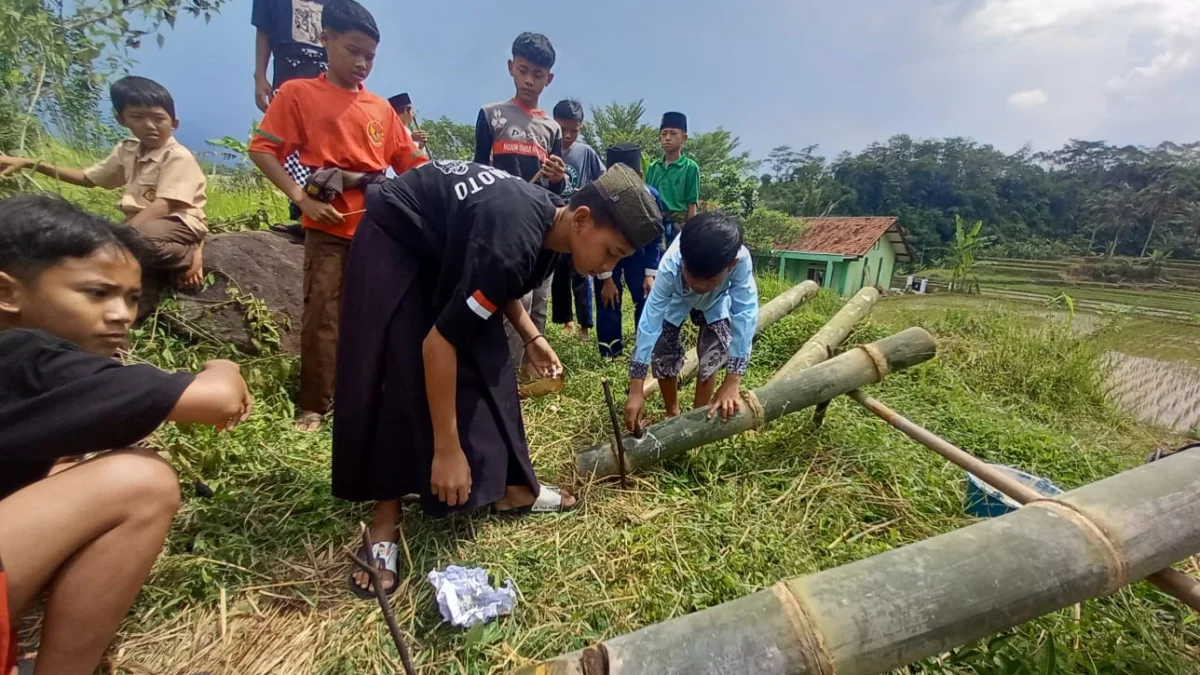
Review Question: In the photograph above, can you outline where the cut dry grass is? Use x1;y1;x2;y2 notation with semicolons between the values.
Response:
17;278;1192;675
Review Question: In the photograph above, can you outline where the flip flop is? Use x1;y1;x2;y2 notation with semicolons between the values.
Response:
493;484;578;517
348;540;400;599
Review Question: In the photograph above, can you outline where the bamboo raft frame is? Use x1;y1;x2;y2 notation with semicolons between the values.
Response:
534;282;1200;674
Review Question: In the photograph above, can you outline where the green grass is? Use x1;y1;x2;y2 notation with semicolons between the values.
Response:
8;160;1200;673
74;279;1200;675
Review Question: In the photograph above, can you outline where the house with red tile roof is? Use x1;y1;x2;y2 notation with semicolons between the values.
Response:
771;217;912;296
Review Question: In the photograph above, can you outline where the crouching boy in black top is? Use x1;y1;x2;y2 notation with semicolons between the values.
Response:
0;195;253;674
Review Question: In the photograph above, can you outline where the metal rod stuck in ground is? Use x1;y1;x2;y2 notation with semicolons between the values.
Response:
601;378;628;488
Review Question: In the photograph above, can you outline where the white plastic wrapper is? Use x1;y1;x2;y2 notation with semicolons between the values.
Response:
426;565;517;628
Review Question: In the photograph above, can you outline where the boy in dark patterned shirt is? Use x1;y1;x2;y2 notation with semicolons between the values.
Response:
473;32;568;377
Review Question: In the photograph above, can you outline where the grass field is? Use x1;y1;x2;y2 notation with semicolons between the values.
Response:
8;158;1200;673
911;256;1200;320
23;277;1193;675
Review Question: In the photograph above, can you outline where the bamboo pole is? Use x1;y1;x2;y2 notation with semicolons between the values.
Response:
641;280;820;397
848;390;1200;612
576;327;936;478
519;451;1200;675
771;285;881;380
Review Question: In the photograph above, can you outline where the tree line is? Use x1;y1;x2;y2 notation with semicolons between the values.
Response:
427;105;1200;265
4;3;1198;265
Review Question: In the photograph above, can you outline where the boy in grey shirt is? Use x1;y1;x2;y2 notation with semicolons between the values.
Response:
550;99;603;339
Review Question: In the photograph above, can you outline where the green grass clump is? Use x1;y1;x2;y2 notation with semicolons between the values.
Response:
84;278;1199;675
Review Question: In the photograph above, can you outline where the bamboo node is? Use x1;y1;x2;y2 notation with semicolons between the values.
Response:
771;582;835;675
1030;499;1131;594
742;389;766;430
859;343;891;382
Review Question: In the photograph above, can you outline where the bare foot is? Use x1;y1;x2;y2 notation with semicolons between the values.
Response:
295;410;322;432
176;243;204;290
577;327;590;342
561;321;577;336
665;406;681;418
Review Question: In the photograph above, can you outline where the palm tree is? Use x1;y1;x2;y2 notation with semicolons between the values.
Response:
1137;180;1180;259
1086;185;1138;258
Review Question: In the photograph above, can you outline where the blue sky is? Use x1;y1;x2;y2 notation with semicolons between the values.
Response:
136;0;1200;164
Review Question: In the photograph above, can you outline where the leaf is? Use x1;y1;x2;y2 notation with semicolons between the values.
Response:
463;622;486;648
1040;632;1057;675
156;32;164;48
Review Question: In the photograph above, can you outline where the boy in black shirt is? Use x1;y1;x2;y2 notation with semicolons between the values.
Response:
0;195;253;674
252;0;328;233
335;161;661;596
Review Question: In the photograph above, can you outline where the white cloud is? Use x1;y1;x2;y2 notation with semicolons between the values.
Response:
1007;88;1048;111
970;0;1200;38
951;0;1200;143
1108;49;1194;93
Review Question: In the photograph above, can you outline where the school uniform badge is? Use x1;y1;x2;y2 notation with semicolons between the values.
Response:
367;120;384;147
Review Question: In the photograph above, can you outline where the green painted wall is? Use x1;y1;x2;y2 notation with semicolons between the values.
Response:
838;239;898;296
775;245;897;296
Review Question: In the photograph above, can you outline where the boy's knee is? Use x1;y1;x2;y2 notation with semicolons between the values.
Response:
97;449;182;515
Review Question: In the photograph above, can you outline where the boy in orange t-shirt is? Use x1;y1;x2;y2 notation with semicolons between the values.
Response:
250;0;425;431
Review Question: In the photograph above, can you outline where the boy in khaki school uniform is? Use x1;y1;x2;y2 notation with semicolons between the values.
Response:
0;76;208;289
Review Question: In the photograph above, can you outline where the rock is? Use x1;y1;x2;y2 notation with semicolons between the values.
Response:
173;231;304;354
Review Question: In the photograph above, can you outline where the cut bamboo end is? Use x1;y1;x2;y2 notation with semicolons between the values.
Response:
772;285;881;381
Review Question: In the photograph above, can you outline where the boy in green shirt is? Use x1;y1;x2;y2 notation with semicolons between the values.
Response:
646;111;700;232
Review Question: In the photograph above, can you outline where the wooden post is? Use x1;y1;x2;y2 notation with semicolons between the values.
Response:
848;390;1200;612
520;451;1200;675
771;285;880;380
641;280;820;397
576;327;936;478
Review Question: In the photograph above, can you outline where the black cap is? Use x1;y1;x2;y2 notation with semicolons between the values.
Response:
605;143;642;172
388;93;412;111
661;112;687;132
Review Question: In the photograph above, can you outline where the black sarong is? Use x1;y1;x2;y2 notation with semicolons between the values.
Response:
331;216;539;516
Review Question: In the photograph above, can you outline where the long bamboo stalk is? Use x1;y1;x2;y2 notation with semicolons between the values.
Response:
519;451;1200;675
576;327;936;478
848;390;1200;612
641;280;820;396
771;285;881;380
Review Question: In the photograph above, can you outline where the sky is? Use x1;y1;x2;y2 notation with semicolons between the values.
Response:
135;0;1200;163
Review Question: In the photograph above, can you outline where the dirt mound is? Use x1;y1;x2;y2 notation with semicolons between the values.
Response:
174;231;303;354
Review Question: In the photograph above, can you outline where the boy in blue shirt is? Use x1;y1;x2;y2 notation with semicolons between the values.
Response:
624;211;759;430
595;143;668;359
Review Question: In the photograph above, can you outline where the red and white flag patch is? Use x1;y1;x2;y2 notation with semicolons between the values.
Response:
467;290;498;319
